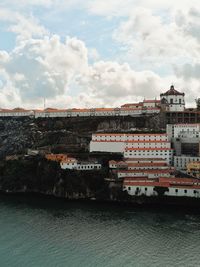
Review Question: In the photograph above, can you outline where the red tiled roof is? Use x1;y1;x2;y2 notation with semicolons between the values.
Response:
160;85;184;96
143;100;161;103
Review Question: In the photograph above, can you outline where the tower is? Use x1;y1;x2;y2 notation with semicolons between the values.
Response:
160;85;185;112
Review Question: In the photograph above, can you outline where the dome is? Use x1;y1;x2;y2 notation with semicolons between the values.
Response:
160;85;184;96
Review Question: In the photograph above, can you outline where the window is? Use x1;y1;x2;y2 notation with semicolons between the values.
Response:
145;188;147;191
175;189;178;193
194;190;197;194
128;187;131;190
184;190;187;193
170;98;173;104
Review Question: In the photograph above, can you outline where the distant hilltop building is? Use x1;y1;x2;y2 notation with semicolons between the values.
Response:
0;85;198;121
160;85;185;112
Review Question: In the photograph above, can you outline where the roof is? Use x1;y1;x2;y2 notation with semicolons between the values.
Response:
109;160;117;164
94;133;167;136
143;100;161;103
173;123;200;127
118;169;173;174
123;177;200;189
125;147;173;151
127;162;168;167
121;103;143;108
124;158;166;161
160;85;184;96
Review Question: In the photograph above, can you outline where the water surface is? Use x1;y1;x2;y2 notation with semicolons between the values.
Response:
0;195;200;267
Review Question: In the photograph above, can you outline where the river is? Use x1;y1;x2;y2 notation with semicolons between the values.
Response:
0;194;200;267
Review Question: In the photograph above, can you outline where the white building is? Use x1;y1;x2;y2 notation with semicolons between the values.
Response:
174;156;200;171
160;85;185;112
167;124;200;140
124;148;173;165
0;108;34;117
90;133;169;153
123;177;200;198
118;169;173;179
60;158;101;170
90;133;173;164
143;100;160;108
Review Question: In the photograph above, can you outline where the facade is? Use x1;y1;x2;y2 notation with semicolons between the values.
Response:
187;161;200;178
167;123;200;158
118;169;173;179
124;148;173;165
60;158;101;170
143;100;161;108
174;156;200;171
0;108;34;117
90;133;173;164
167;123;200;140
123;177;200;198
160;85;185;112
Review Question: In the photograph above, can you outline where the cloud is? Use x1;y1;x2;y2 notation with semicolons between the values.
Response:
113;7;200;66
0;35;88;106
174;63;200;80
77;60;163;106
86;0;199;17
0;1;199;110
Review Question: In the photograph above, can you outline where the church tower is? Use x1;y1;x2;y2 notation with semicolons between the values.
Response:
160;85;185;112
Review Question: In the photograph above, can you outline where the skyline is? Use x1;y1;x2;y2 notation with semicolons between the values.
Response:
0;0;199;109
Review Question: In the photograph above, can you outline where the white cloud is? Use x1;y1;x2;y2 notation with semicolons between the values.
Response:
0;1;199;110
0;35;88;106
77;60;163;106
113;7;200;66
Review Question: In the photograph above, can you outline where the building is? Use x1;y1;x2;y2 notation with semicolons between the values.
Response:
167;124;200;140
187;161;200;179
60;157;78;169
160;85;185;112
118;169;174;179
0;108;34;117
45;153;68;162
60;158;101;170
167;123;200;159
143;99;161;108
124;148;173;165
174;156;200;171
123;177;200;198
90;133;173;164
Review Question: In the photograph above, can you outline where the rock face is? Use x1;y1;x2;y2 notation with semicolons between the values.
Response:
0;115;164;201
0;157;110;200
0;115;163;158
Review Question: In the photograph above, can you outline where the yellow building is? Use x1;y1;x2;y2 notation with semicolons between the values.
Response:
45;154;68;162
187;161;200;179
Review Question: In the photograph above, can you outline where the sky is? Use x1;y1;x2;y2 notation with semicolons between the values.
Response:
0;0;199;109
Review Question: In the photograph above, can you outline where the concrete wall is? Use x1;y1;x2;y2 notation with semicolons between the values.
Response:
90;141;124;153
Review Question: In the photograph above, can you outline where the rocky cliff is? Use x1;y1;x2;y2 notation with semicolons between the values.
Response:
0;114;163;158
0;114;163;200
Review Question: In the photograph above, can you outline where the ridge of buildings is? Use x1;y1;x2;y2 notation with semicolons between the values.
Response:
0;85;199;119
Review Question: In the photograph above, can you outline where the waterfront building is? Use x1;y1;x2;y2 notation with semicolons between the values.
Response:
117;169;173;179
123;177;200;198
